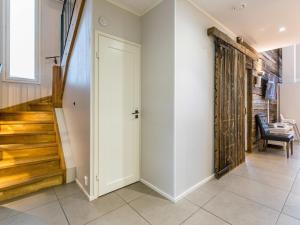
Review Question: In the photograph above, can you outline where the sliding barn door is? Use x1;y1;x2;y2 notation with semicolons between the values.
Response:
214;40;246;178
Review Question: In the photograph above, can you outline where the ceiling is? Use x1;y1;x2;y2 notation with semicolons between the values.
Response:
108;0;300;51
190;0;300;51
105;0;162;16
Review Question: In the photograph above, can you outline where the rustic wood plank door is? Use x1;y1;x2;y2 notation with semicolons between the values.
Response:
214;40;246;178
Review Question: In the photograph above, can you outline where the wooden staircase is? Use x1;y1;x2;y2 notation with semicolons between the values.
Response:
0;99;65;202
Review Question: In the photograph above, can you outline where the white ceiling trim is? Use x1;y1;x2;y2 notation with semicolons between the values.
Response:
105;0;141;16
142;0;163;16
105;0;163;17
187;0;237;40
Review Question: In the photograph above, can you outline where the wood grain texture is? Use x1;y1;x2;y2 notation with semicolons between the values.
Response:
52;66;62;107
0;96;51;112
214;39;246;178
0;101;65;202
248;49;282;151
208;27;258;60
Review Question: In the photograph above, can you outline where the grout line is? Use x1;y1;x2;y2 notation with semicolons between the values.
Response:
183;189;232;225
83;204;126;225
54;188;71;225
179;208;201;225
114;188;147;204
275;168;300;224
201;207;233;225
281;212;300;222
200;191;233;225
224;189;283;213
230;172;294;192
0;188;58;215
184;192;217;209
127;202;152;225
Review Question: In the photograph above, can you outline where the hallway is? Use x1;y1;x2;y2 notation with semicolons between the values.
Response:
1;145;300;225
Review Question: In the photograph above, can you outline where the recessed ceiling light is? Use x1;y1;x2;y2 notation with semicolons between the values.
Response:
279;27;286;32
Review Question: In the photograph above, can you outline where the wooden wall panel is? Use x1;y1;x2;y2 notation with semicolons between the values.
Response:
0;0;62;109
249;49;282;151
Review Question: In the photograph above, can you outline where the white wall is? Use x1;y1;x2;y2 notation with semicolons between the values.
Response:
141;0;176;198
280;83;300;128
63;0;93;194
283;46;296;83
175;0;236;197
281;44;300;131
0;0;62;109
282;44;300;83
93;0;141;44
62;0;142;197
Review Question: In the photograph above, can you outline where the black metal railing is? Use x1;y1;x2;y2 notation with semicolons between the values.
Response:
61;0;77;61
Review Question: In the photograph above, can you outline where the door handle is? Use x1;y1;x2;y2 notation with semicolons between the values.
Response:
132;110;140;119
132;110;139;115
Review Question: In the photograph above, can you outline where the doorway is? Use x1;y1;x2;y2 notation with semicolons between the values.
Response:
96;33;141;196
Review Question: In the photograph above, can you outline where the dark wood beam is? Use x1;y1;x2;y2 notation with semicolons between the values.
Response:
207;27;259;60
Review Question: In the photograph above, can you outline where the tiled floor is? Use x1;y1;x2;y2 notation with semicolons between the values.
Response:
1;146;300;225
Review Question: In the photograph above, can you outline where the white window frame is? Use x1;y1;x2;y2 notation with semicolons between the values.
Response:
2;0;41;84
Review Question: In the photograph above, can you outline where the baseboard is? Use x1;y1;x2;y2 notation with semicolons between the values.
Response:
141;174;215;203
75;179;97;201
174;174;215;202
140;179;176;202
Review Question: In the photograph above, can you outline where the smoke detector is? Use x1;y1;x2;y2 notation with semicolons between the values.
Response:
233;3;247;12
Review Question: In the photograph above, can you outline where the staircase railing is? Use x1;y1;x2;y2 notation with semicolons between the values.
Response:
52;0;85;107
61;0;77;58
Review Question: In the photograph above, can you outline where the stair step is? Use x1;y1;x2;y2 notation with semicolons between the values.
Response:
0;112;53;121
29;103;52;112
0;143;58;159
0;147;58;160
0;160;60;177
0;175;63;202
0;131;56;144
0;155;59;170
0;120;54;132
0;143;57;150
0;107;64;202
0;130;56;136
0;120;54;125
0;167;64;191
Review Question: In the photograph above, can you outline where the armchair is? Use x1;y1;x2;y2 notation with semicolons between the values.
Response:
255;113;294;158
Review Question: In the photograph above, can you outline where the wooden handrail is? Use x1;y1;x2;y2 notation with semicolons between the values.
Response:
52;65;62;108
56;0;85;103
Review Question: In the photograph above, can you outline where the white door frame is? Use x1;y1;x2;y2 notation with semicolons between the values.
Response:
90;31;141;200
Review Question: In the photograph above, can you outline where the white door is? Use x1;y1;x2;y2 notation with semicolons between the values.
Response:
97;34;141;196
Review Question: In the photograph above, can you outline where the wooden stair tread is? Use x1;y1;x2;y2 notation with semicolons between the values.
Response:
0;131;56;136
0;120;54;125
0;155;59;169
0;168;64;191
29;102;52;106
0;111;53;114
0;143;57;151
0;106;65;201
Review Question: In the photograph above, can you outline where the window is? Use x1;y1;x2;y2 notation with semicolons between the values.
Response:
3;0;40;83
